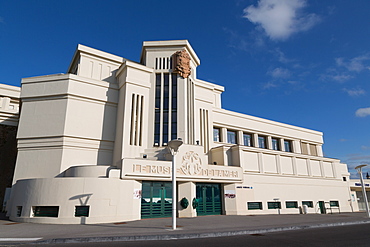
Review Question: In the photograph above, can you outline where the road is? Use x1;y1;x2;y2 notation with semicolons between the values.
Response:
7;223;370;247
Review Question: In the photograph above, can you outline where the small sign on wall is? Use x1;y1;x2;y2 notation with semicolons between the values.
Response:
224;190;236;199
133;189;142;199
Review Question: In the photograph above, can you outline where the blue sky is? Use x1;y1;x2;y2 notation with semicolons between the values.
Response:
1;0;369;177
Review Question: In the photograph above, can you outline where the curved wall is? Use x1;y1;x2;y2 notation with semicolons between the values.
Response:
8;177;141;224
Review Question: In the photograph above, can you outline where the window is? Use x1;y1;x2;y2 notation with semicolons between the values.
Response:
302;201;313;208
243;133;253;146
154;74;161;145
284;140;292;152
309;144;317;156
271;138;279;150
33;206;59;217
16;206;22;217
285;201;298;208
301;142;309;154
330;201;339;207
153;73;178;146
268;201;281;209
213;128;220;142
258;136;267;149
75;206;90;217
248;202;263;210
227;130;237;144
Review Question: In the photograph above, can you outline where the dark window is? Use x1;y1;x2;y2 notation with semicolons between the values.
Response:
302;201;313;208
16;206;22;217
162;74;169;144
227;130;237;144
330;201;339;207
284;140;292;152
75;206;90;217
154;74;161;145
33;206;59;217
171;74;177;140
272;138;279;150
343;177;347;181
267;201;281;209
285;201;298;208
243;133;253;146
247;202;263;210
213;128;220;142
258;136;267;149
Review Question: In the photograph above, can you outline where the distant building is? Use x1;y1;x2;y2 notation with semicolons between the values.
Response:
5;40;355;223
0;84;20;211
350;179;370;212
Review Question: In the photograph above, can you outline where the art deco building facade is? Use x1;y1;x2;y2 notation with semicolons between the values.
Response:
6;40;356;223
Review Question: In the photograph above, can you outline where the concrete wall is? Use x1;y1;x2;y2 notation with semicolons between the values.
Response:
13;74;119;183
8;176;141;224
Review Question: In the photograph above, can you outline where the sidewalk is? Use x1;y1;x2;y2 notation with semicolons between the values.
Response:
1;212;370;245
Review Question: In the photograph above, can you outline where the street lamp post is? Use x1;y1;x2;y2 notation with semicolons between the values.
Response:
167;139;183;230
355;164;370;218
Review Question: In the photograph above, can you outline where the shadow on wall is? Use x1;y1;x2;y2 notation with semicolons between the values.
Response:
97;73;119;168
0;123;18;211
69;193;93;225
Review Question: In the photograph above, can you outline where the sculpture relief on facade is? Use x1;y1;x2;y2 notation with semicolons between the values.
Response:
173;50;191;78
180;151;202;176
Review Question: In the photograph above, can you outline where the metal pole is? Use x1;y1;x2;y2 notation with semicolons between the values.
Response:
172;151;177;230
358;167;370;218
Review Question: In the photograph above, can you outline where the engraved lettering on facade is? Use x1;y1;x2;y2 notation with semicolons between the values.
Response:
132;164;239;178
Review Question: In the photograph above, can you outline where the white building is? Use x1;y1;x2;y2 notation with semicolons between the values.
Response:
5;40;354;224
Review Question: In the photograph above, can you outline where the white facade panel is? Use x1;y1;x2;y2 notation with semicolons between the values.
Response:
311;160;322;177
280;156;294;175
296;158;308;176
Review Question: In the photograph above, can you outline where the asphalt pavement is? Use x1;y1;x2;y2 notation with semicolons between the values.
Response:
1;212;370;245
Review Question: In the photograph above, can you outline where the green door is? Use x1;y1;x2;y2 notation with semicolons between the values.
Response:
141;181;172;218
319;201;326;214
196;183;222;216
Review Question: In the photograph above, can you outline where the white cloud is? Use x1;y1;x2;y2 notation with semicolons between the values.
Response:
344;155;370;178
274;48;295;63
322;73;353;83
336;55;370;72
243;0;320;41
343;88;366;97
355;107;370;117
269;67;291;79
262;81;278;89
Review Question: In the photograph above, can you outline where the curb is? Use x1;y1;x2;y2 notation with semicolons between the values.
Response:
24;220;370;245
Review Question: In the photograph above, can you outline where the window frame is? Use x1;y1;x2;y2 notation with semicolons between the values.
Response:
32;206;59;217
227;130;237;144
247;202;263;210
243;133;253;147
213;128;221;142
271;138;280;150
285;201;298;208
284;140;292;152
267;201;281;209
329;201;339;207
302;201;314;208
258;135;267;149
75;205;90;217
